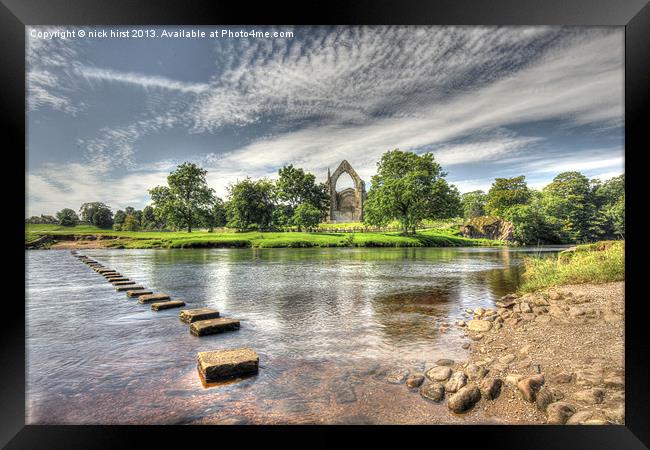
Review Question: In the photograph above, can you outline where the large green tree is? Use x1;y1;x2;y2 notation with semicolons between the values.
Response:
542;171;602;243
275;164;329;227
461;190;487;219
485;176;532;217
79;202;113;228
148;162;216;233
593;174;625;238
363;149;460;234
56;208;79;226
292;203;323;231
226;178;275;231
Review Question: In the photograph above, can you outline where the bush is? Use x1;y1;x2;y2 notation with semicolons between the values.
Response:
519;240;624;293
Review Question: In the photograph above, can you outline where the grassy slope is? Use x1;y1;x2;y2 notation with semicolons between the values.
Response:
25;224;503;249
519;240;625;293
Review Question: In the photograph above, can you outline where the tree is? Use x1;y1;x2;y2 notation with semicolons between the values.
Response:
485;176;532;217
79;202;113;228
140;205;161;230
363;149;459;234
461;190;487;219
113;210;127;230
503;201;560;245
542;171;601;243
121;214;140;231
202;197;227;231
594;175;625;238
275;165;329;224
148;162;216;233
55;208;79;226
226;178;275;231
292;203;322;231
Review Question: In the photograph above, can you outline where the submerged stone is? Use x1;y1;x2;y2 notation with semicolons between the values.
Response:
138;293;171;304
151;300;186;311
126;289;153;297
190;318;240;336
179;308;221;323
197;347;259;382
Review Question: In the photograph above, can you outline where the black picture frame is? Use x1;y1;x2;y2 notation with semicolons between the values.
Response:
3;0;648;447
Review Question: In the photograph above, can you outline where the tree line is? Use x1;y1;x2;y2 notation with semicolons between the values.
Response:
26;149;624;244
460;173;624;244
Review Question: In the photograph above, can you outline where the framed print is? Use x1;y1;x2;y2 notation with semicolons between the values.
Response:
2;0;648;447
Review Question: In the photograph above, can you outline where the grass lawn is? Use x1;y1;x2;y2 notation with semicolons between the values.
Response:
519;240;625;293
25;224;503;249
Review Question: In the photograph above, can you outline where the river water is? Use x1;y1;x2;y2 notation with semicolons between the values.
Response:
25;246;565;424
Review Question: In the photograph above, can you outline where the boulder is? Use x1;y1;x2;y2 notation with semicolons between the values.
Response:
445;371;468;393
420;382;445;402
435;358;455;367
566;410;594;425
480;378;502;400
448;385;481;413
385;368;410;384
196;348;259;382
425;366;453;382
517;374;545;402
406;374;425;388
574;388;605;404
546;401;576;424
467;320;492;332
466;364;489;381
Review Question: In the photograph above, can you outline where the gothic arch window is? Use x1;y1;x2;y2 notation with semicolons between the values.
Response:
326;160;366;223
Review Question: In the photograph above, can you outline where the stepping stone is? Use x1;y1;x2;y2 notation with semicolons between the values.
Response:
97;268;115;273
112;281;136;286
116;285;144;292
102;272;121;277
197;348;259;382
190;318;240;336
126;289;153;297
179;308;220;323
108;277;130;282
151;300;186;311
138;293;171;304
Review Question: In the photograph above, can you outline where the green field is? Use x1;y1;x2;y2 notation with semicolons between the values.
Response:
519;240;625;293
25;224;503;249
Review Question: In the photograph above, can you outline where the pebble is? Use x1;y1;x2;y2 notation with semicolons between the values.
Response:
405;374;425;389
573;388;605;404
480;378;502;400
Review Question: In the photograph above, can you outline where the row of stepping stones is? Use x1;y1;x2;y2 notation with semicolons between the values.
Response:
71;250;259;382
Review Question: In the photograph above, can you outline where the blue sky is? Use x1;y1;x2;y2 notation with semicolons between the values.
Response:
26;26;624;216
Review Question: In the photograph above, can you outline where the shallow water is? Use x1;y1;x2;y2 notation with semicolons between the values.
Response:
26;246;565;424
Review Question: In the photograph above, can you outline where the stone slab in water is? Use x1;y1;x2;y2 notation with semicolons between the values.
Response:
97;268;115;273
108;277;130;282
197;348;259;382
102;272;121;278
190;318;240;336
179;308;220;323
151;300;186;311
138;293;171;304
116;285;144;292
126;289;153;297
112;280;136;286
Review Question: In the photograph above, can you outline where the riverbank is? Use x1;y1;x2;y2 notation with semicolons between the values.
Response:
405;241;625;424
25;224;502;249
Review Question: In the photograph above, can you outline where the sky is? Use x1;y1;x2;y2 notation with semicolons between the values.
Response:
26;26;624;217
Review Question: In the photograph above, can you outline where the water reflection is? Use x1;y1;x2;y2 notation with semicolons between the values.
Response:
26;246;566;424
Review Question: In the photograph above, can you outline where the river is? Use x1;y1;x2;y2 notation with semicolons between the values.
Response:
25;246;565;424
